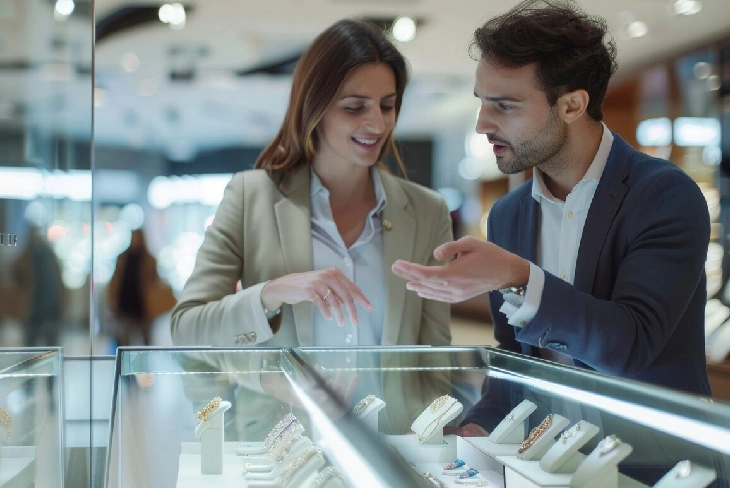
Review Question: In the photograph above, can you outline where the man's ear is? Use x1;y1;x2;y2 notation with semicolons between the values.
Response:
557;89;589;124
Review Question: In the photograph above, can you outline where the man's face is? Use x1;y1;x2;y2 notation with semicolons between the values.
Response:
473;58;567;175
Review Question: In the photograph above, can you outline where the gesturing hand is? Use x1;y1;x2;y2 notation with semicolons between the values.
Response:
391;236;530;303
261;268;374;327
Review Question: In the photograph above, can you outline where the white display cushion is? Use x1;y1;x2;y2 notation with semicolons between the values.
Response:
570;435;633;488
411;395;464;445
488;400;537;445
0;446;36;487
384;433;458;464
539;421;600;474
194;400;231;439
652;460;717;488
500;457;647;488
517;414;569;462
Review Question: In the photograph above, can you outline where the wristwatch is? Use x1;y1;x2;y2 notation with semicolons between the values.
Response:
499;286;527;308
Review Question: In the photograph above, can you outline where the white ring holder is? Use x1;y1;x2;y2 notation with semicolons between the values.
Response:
569;435;633;488
194;400;231;474
539;420;599;473
652;460;717;488
353;395;386;432
411;395;463;445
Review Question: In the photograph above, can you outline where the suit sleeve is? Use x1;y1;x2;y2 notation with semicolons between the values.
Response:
170;172;277;347
516;171;710;376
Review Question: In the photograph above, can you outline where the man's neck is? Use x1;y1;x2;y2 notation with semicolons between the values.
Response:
540;122;604;201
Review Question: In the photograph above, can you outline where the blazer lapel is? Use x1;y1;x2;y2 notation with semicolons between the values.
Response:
379;170;415;346
274;165;314;345
573;134;631;293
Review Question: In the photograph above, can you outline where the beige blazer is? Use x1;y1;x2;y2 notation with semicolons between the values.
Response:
170;164;452;349
170;165;454;435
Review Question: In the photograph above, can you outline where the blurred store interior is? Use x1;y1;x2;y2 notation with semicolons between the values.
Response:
1;0;730;393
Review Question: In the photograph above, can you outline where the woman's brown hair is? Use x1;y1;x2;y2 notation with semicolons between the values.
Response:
255;19;409;177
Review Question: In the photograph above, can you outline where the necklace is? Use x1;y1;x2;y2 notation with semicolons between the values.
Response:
418;399;458;443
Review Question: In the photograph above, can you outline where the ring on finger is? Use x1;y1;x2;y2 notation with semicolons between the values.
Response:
323;289;333;300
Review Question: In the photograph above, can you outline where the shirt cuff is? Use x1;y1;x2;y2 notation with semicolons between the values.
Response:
504;262;544;327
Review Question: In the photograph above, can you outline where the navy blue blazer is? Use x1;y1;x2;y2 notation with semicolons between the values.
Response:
463;133;712;433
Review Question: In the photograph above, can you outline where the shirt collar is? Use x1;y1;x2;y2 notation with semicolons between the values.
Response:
531;123;614;203
310;166;387;216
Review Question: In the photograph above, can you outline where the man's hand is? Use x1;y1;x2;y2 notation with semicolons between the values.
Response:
391;236;529;303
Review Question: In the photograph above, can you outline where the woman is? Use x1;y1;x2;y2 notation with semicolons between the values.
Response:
170;19;452;435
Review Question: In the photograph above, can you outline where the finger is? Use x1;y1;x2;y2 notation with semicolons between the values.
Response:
308;289;333;321
326;279;361;326
391;260;444;282
321;289;346;327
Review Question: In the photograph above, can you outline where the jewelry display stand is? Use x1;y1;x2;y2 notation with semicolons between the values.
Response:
411;396;463;446
353;395;386;432
489;400;538;445
652;460;717;488
518;415;569;462
539;421;599;474
460;400;540;473
194;400;232;474
569;436;633;488
247;447;326;488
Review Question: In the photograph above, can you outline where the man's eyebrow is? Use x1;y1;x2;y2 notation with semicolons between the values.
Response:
340;93;397;100
473;92;521;103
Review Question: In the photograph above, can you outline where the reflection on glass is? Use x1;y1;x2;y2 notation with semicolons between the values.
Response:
0;0;92;353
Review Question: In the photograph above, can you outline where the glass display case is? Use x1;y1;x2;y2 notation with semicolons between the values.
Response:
104;346;730;488
0;348;64;487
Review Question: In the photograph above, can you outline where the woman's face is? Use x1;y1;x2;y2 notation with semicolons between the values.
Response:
315;62;398;171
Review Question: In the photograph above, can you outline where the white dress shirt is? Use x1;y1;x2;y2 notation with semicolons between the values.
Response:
500;124;614;363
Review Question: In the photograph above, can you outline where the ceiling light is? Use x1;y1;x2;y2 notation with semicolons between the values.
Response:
392;16;416;42
121;52;140;73
55;0;74;16
673;0;702;16
627;21;648;38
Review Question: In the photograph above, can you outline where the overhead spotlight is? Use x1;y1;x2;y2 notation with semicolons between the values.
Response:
673;0;702;16
626;21;648;38
55;0;74;16
392;16;417;42
158;3;186;28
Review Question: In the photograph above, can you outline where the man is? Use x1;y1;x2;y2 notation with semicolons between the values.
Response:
392;0;712;430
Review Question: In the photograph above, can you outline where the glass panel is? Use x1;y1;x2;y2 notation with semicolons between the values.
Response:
295;346;730;487
0;0;93;354
0;348;63;486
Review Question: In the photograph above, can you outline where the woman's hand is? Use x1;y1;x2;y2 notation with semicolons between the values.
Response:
261;268;373;327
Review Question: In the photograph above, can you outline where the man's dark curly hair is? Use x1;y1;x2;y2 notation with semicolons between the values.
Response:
471;0;618;121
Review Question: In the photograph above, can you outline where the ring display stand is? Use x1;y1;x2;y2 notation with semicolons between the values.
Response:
194;400;232;474
518;415;569;462
539;421;599;474
652;460;717;488
569;436;633;488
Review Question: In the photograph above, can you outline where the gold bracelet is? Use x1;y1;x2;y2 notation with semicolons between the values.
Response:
418;399;459;443
0;408;12;440
517;414;553;454
353;395;376;414
280;446;323;484
196;397;221;424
